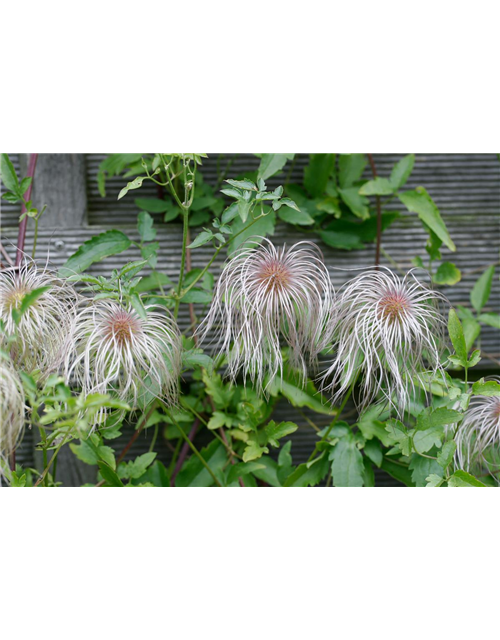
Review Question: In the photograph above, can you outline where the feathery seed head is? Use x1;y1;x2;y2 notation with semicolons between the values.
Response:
197;237;334;395
322;267;447;416
0;261;79;374
454;387;500;474
64;298;182;426
0;358;25;458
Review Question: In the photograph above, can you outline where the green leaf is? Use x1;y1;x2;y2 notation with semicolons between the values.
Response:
119;452;157;480
470;265;495;313
357;405;393;447
319;230;365;250
386;419;412;456
242;440;269;463
264;421;298;448
329;432;364;487
398;188;455;251
97;461;125;487
409;455;443;487
14;286;51;322
59;230;131;277
257;154;294;182
338;187;370;220
135;197;171;213
389;154;415;190
448;308;467;365
279;197;301;212
176;440;227;487
437;441;457;468
252;456;281;487
202;371;233;409
225;178;257;191
180;289;212;304
118;176;145;200
359;177;393;196
137;211;157;242
0;154;19;194
207;411;230;430
270;377;334;416
426;474;445;487
237;199;252;223
448;470;486;487
221;203;239;224
478;313;500;329
188;230;213;249
434;262;461;286
284;454;329;487
278;208;314;226
363;439;383;467
130;292;147;320
380;458;415;487
228;209;276;254
304;154;336;196
338;154;366;189
413;426;444;453
472;379;500;397
227;461;265;485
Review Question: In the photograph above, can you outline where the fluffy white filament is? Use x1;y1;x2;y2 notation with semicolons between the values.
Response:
322;267;447;416
198;237;334;395
0;261;79;374
0;358;24;457
454;388;500;474
64;298;182;425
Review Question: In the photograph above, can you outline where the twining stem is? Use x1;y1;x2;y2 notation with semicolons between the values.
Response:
308;375;358;462
367;153;382;269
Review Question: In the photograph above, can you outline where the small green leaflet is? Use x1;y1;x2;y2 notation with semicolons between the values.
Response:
470;265;495;313
472;379;500;397
398;187;455;251
448;308;467;366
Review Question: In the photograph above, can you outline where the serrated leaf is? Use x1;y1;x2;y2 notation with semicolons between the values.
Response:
59;230;131;277
398;188;455;251
227;461;265;484
426;473;445;487
470;265;495;313
225;178;257;191
329;432;364;487
278;208;314;226
242;440;269;463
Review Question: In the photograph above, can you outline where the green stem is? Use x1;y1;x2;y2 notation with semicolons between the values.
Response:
149;423;159;453
174;208;189;319
168;409;223;487
167;437;183;477
308;375;358;462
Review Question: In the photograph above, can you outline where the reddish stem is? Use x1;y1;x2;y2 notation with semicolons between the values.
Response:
15;153;38;266
170;418;200;486
366;153;382;269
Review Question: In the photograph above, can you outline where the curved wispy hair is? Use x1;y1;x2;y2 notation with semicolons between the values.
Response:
197;236;334;395
0;358;25;458
0;260;79;374
454;384;500;474
321;267;447;416
64;298;182;426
